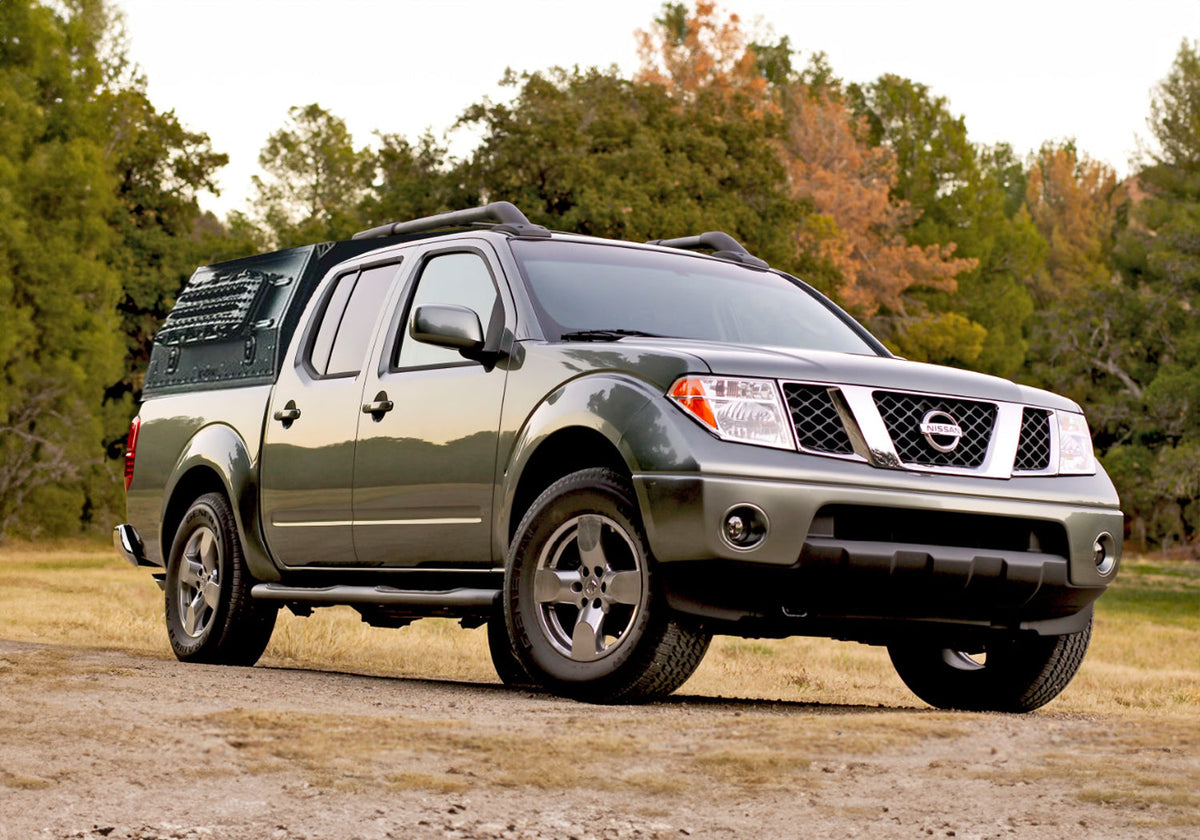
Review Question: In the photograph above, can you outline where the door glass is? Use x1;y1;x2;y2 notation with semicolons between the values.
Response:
395;252;498;369
308;272;356;376
324;263;400;376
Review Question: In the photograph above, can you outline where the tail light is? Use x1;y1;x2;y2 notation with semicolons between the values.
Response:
124;416;141;492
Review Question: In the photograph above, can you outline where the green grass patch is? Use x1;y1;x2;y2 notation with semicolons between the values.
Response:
1099;560;1200;627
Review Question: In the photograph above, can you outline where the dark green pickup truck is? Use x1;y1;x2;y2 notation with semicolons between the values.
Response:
115;203;1123;709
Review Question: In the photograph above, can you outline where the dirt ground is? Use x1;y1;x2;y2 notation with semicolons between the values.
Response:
0;638;1195;840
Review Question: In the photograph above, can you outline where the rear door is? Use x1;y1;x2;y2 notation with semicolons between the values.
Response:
259;260;404;567
352;242;511;568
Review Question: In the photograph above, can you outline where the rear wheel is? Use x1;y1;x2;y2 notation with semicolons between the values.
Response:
164;492;277;665
887;616;1093;712
505;468;711;703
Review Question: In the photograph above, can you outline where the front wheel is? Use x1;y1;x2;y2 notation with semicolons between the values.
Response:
164;492;277;665
887;616;1093;712
505;468;711;703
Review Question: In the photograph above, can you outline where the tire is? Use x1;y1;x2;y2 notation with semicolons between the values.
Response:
887;616;1093;712
164;492;277;665
487;601;533;688
504;468;711;703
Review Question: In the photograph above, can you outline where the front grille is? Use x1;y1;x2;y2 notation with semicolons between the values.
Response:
873;391;996;468
782;384;854;455
1014;408;1052;471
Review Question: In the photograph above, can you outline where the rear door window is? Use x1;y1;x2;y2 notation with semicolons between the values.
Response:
309;263;401;377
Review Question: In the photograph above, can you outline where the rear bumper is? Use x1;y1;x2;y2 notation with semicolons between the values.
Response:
115;524;166;590
113;524;148;567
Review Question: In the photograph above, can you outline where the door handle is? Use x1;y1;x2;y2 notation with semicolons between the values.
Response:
273;400;301;426
362;391;394;419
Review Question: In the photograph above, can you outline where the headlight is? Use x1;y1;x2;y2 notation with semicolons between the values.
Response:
668;376;794;450
1057;411;1097;475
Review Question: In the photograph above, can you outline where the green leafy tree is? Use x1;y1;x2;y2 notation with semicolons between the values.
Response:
459;66;799;263
0;1;228;537
357;131;472;228
848;76;1043;377
250;104;372;247
1097;40;1200;551
0;0;123;536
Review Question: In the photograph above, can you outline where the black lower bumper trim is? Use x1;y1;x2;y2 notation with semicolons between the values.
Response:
662;538;1106;642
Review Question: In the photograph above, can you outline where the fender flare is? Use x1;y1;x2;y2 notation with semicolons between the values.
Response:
497;373;703;552
161;422;280;582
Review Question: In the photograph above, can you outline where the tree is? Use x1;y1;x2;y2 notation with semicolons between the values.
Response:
250;104;371;247
777;84;973;324
459;66;799;263
1024;142;1119;305
0;1;229;537
1069;40;1200;552
848;77;1044;377
357;131;472;229
0;0;123;535
635;1;768;107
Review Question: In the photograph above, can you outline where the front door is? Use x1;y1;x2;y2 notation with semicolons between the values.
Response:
260;261;403;566
352;245;509;568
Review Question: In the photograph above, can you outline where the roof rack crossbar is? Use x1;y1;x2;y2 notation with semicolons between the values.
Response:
352;201;549;240
645;232;768;268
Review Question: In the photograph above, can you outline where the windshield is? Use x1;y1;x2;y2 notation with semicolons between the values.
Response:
511;240;881;355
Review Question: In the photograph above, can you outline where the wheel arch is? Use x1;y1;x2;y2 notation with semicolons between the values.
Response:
160;423;279;583
506;427;631;544
499;374;666;553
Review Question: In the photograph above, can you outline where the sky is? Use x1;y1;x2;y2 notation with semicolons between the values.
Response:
114;0;1200;217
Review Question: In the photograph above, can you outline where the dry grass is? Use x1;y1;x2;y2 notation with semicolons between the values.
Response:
1;541;1196;716
1;542;1197;828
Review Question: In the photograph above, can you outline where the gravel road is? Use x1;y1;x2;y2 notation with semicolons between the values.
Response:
0;639;1194;840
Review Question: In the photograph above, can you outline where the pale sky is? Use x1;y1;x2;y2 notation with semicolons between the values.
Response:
114;0;1199;217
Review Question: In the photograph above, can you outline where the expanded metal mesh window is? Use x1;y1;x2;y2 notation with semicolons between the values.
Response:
873;392;997;468
782;384;854;454
155;268;273;346
1014;408;1053;472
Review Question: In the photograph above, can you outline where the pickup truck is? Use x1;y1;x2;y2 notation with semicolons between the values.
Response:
114;202;1123;709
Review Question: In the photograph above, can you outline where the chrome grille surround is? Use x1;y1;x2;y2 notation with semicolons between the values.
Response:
778;381;1062;479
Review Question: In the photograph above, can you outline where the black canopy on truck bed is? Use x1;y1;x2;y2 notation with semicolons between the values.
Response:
142;238;399;397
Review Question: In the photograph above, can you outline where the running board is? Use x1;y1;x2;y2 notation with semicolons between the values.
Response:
250;583;498;608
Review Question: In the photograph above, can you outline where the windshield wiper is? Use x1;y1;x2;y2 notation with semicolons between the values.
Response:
558;329;667;342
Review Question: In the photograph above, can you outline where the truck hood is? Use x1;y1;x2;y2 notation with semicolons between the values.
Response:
603;339;1082;413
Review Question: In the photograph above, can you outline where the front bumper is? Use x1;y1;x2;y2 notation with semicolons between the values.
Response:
636;472;1121;641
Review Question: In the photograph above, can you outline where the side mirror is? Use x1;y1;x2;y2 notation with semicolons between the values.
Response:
410;304;485;353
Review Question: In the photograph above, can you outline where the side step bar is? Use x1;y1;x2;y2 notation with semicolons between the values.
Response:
250;583;498;609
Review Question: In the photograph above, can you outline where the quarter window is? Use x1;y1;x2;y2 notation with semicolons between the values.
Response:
309;263;400;377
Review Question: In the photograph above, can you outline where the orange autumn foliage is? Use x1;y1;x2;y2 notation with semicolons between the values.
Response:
635;1;769;108
636;1;973;318
1025;145;1120;304
781;88;973;317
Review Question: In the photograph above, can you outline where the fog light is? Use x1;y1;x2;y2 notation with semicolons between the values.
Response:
722;505;767;550
725;515;747;543
1092;532;1116;576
